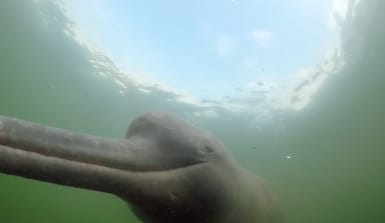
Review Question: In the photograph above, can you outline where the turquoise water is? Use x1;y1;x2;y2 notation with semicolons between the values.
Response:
0;0;385;222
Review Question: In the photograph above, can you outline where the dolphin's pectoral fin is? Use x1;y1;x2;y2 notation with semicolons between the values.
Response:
121;163;235;223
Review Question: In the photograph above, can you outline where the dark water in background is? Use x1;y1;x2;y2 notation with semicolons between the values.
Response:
0;0;385;222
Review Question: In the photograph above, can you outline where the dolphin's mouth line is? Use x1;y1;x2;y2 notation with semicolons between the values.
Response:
0;141;210;200
0;142;209;196
0;145;207;173
0;143;207;174
0;116;206;174
0;115;211;196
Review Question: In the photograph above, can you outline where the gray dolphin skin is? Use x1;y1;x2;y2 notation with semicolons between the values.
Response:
0;112;282;223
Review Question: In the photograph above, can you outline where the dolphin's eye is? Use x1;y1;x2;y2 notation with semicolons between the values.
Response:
204;145;214;153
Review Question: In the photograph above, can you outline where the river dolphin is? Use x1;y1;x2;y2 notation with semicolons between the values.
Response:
0;112;282;223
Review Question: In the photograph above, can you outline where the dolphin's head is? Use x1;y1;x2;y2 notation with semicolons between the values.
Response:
124;112;232;171
120;112;237;223
0;112;238;223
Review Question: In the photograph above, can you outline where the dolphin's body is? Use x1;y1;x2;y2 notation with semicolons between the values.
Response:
0;112;282;223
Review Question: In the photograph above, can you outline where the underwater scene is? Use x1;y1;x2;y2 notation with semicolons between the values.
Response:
0;0;384;222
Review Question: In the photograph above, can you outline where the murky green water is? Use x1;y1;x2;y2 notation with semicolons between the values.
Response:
0;0;385;222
